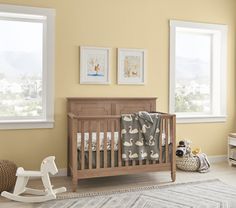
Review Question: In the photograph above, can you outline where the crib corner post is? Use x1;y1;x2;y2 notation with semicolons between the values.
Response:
171;171;176;182
67;118;70;177
171;114;176;182
72;178;78;192
71;118;78;192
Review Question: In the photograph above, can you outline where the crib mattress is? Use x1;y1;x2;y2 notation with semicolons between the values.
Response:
77;132;168;151
77;132;119;151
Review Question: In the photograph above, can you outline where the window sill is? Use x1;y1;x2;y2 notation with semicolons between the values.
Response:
176;115;227;124
0;120;54;130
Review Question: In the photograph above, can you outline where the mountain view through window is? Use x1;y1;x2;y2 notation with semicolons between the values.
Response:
175;31;212;114
0;20;43;119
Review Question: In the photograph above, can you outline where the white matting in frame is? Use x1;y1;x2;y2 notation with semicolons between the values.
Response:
118;48;146;85
80;46;111;84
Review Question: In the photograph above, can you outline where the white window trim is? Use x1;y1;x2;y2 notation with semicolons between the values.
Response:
176;115;227;124
0;4;55;129
169;20;228;124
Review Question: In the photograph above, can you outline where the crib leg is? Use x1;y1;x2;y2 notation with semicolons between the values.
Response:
67;167;71;177
72;178;78;192
171;171;176;182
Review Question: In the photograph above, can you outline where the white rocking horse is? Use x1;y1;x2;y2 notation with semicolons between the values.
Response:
1;156;66;203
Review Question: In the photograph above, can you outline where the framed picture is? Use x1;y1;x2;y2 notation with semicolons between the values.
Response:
117;48;146;85
80;46;111;84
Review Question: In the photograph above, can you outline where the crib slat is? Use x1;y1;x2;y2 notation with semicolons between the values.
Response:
165;119;169;163
96;121;100;169
117;121;122;167
88;121;92;169
111;120;115;168
132;160;136;166
81;121;85;170
159;118;163;163
104;121;108;168
139;159;142;166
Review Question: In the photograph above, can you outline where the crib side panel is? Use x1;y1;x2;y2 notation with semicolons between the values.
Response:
77;117;120;171
75;114;175;173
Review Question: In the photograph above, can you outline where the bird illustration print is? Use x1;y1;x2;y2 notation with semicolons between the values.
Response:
148;135;155;146
135;138;144;146
121;129;127;135
128;151;138;159
150;150;159;159
123;115;133;122
128;126;138;134
140;151;147;158
142;124;151;133
123;138;133;147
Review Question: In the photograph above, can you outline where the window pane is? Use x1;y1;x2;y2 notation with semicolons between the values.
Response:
0;20;43;119
175;31;211;114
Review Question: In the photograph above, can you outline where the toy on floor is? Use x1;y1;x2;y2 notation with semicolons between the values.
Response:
1;156;66;203
192;147;201;155
176;140;210;173
176;140;192;157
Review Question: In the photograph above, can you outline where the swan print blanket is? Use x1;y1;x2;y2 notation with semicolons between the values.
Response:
121;112;161;161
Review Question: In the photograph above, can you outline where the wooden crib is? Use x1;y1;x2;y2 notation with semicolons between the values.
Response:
67;97;176;192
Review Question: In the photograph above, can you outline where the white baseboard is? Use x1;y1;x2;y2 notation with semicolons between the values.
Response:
207;155;227;164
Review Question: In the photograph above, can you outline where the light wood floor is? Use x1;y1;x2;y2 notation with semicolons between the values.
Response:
1;161;236;207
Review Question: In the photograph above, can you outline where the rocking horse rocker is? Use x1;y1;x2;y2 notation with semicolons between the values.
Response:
1;156;66;203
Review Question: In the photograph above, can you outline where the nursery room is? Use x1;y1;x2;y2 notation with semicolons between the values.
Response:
0;0;236;207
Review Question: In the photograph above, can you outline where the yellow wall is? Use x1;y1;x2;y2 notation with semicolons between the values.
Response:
0;0;235;169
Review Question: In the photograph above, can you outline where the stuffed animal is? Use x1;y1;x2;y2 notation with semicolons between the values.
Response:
176;140;186;157
176;140;192;157
185;140;192;155
192;148;201;155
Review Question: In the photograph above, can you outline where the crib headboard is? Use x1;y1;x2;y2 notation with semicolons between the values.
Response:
67;97;157;116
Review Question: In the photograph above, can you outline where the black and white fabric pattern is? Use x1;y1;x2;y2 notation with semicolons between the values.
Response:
121;111;161;161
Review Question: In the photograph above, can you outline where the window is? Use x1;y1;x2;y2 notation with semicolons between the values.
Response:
169;20;227;123
0;4;55;129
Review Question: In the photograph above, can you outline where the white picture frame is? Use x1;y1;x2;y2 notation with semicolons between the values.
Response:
117;48;146;85
80;46;111;84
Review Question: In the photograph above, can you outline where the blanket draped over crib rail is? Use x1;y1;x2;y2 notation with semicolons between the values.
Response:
121;111;161;161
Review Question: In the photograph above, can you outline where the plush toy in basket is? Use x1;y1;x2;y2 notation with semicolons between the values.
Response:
176;140;210;173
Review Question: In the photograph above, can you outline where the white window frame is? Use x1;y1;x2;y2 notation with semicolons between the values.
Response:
169;20;228;123
0;4;55;129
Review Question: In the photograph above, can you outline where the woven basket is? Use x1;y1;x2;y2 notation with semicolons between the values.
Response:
176;155;200;172
0;160;17;192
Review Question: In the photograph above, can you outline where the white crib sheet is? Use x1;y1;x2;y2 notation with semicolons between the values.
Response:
77;132;119;151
